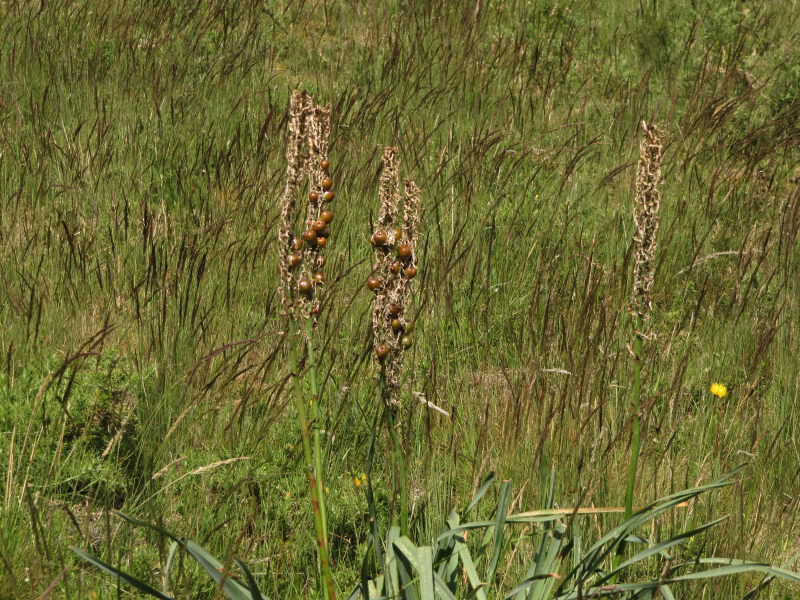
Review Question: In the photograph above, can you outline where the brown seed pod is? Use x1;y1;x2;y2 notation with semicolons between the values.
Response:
312;220;326;233
401;335;413;349
321;159;330;170
323;191;335;202
393;228;403;242
391;318;403;332
404;265;417;278
309;191;319;202
317;237;328;248
302;229;318;244
290;237;304;252
387;303;402;317
389;261;402;274
405;320;415;333
371;230;388;246
287;254;302;268
397;244;412;259
376;345;390;359
322;178;333;190
314;272;325;284
321;227;331;238
366;277;382;291
320;210;334;224
298;278;313;294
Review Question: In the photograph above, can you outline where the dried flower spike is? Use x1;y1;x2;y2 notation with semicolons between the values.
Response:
277;90;335;321
369;147;422;407
632;122;663;322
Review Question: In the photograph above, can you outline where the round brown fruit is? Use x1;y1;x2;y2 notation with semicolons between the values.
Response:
397;244;412;259
322;178;333;190
321;227;331;239
302;229;318;244
405;320;415;333
375;345;390;359
404;265;417;278
317;237;327;248
312;220;326;233
390;261;402;274
320;210;334;224
313;272;325;284
366;277;382;291
372;230;388;246
401;335;413;349
290;237;304;252
287;254;302;268
387;303;402;317
298;278;313;294
393;228;403;242
323;191;335;202
391;318;403;332
309;191;319;202
321;159;330;170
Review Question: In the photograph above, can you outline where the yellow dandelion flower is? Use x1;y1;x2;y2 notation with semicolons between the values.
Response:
353;476;362;487
710;383;728;398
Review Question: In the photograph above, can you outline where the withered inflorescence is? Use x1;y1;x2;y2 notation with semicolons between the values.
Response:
368;147;421;406
279;90;334;322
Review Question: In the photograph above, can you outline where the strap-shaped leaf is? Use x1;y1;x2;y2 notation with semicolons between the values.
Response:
484;480;511;589
503;573;561;599
111;511;255;600
598;516;728;584
70;546;175;600
464;472;496;517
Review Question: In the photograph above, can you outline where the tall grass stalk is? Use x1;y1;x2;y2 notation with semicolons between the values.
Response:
624;122;663;519
278;90;337;600
368;148;420;538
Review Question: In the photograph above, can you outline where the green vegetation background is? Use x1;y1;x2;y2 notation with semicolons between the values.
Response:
1;0;798;597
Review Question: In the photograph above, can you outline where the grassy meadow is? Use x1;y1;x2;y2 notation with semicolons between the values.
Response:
1;0;799;598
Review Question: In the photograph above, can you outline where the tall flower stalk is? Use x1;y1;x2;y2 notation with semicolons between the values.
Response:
278;90;336;600
366;147;421;536
624;122;663;520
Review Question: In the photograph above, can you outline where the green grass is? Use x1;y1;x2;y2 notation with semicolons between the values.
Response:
1;0;799;597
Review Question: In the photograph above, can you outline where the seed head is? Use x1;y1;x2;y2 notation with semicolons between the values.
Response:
369;147;422;407
278;91;336;322
632;122;663;323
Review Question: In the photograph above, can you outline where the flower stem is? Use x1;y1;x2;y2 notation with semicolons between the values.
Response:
303;316;329;545
380;368;409;536
624;318;643;521
288;317;335;600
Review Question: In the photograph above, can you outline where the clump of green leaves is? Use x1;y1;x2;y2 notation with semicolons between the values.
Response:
72;469;800;599
351;469;800;600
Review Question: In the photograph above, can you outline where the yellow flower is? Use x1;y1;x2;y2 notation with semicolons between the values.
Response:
353;476;362;487
710;383;728;398
353;473;367;487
